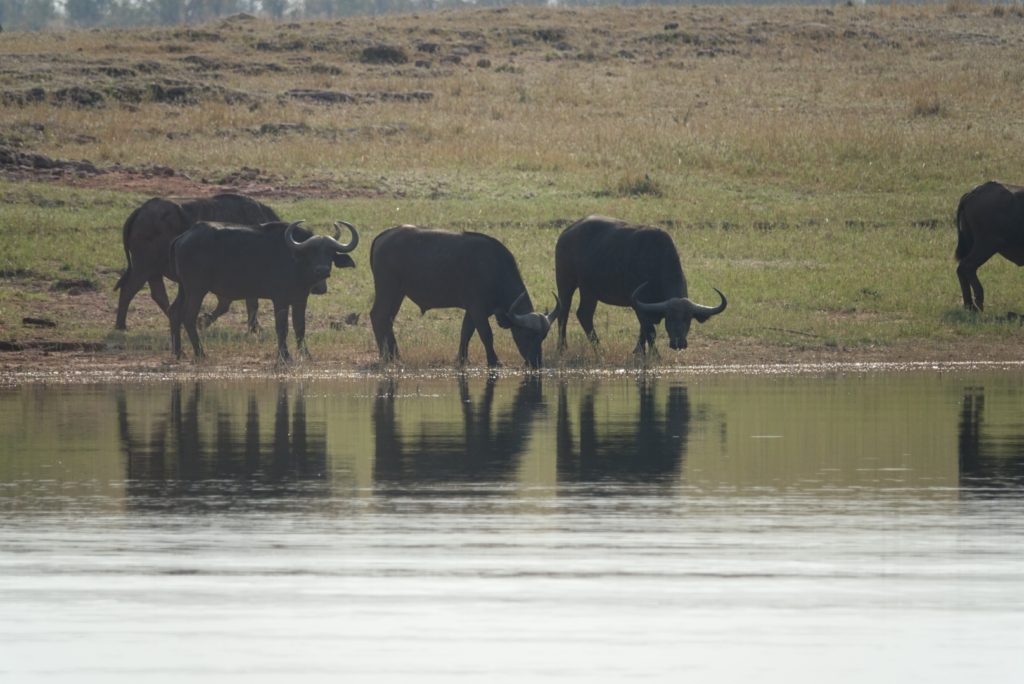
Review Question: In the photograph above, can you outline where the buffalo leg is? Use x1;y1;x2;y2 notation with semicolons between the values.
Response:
370;295;402;361
149;276;171;315
556;281;577;350
291;299;309;359
576;293;600;346
179;290;206;359
457;312;476;365
273;302;291;361
168;291;184;358
244;299;260;333
632;315;657;356
957;248;994;311
199;297;260;332
200;296;232;329
114;268;150;330
474;314;500;367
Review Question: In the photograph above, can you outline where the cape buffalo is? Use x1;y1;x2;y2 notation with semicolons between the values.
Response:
555;215;726;355
114;193;280;331
169;220;358;361
955;180;1024;311
369;225;558;368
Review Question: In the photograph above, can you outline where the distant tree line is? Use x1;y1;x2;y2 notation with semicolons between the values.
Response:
0;0;612;32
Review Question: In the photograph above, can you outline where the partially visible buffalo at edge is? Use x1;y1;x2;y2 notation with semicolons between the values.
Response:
955;180;1024;311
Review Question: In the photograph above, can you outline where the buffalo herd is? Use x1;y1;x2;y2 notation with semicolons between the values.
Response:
117;179;1017;366
114;192;729;366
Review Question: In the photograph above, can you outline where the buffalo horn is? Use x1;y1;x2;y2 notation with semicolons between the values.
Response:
331;220;359;253
688;288;728;322
285;221;307;251
507;291;542;332
630;282;672;314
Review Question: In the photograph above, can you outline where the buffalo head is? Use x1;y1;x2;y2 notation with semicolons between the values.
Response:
286;220;359;293
631;282;727;350
497;291;560;368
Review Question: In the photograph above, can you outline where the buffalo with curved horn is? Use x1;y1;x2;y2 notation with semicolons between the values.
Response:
169;219;358;361
370;225;558;368
555;215;726;355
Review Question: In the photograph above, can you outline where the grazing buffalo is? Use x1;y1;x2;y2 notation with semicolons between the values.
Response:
169;220;358;361
955;180;1024;311
369;225;558;368
114;193;280;331
555;215;726;355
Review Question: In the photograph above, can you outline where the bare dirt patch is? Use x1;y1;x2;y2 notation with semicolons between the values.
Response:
1;327;1020;386
0;145;383;200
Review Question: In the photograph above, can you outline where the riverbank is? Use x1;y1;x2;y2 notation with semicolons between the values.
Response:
4;337;1023;386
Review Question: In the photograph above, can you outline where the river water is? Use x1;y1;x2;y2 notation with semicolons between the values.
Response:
2;368;1024;682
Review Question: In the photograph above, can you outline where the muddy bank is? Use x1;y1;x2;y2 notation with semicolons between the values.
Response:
0;143;388;199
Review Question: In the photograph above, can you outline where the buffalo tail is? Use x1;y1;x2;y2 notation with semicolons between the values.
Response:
954;194;973;262
113;206;142;291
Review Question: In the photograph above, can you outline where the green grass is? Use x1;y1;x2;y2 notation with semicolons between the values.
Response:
3;177;1007;367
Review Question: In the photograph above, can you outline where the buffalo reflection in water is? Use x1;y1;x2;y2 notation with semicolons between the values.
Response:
373;375;544;483
556;379;690;483
958;385;1024;492
117;383;328;500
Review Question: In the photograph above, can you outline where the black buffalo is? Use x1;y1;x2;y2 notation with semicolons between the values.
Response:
169;220;358;361
114;193;280;331
955;180;1024;311
369;225;558;368
555;215;726;354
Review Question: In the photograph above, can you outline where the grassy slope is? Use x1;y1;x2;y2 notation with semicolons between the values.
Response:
1;4;1023;369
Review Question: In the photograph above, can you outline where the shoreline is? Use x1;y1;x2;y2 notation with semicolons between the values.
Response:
4;348;1023;386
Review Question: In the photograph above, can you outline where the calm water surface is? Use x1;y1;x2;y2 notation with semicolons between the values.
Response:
2;370;1024;682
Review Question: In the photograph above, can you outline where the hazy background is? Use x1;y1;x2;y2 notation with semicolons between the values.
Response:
2;0;906;34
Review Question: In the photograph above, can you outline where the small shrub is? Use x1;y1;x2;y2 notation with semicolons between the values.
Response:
911;94;945;118
946;0;983;14
612;173;664;198
361;45;408;65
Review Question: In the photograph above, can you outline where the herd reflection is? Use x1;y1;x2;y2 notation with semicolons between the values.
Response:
117;383;328;501
372;376;546;483
958;385;1024;490
556;381;689;482
114;376;695;488
104;375;1024;493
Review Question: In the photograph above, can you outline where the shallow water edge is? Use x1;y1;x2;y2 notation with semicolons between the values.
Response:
4;357;1024;387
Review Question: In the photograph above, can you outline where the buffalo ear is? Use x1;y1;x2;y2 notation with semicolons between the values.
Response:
494;309;513;329
333;253;356;268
